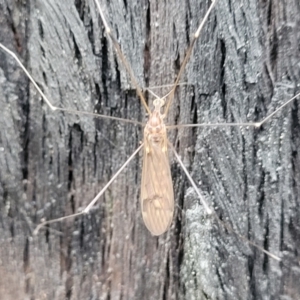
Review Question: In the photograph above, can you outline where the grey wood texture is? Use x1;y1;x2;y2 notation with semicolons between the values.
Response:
0;0;299;299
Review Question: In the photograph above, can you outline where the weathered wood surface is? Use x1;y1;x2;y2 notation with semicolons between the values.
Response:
0;0;299;299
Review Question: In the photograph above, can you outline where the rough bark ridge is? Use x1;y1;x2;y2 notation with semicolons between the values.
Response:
0;0;299;299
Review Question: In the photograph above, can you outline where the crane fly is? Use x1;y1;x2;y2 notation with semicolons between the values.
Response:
0;0;216;237
0;0;299;260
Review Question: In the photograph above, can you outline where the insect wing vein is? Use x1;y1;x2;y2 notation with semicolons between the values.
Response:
141;142;174;235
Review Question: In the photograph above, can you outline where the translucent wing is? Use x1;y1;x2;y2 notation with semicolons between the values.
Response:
141;141;174;235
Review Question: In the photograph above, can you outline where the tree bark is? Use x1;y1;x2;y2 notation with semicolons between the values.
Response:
0;0;299;299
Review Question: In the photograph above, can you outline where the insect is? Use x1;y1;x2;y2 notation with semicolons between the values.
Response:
0;0;299;299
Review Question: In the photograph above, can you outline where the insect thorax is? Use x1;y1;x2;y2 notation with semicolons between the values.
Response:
144;108;167;154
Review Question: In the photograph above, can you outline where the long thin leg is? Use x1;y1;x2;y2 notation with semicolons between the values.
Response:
0;43;143;126
94;0;151;115
33;143;144;235
170;143;281;261
143;82;189;91
170;144;212;215
145;85;182;106
166;91;300;130
164;0;217;115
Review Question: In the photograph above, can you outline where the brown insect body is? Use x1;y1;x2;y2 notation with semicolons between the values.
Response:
141;99;174;235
